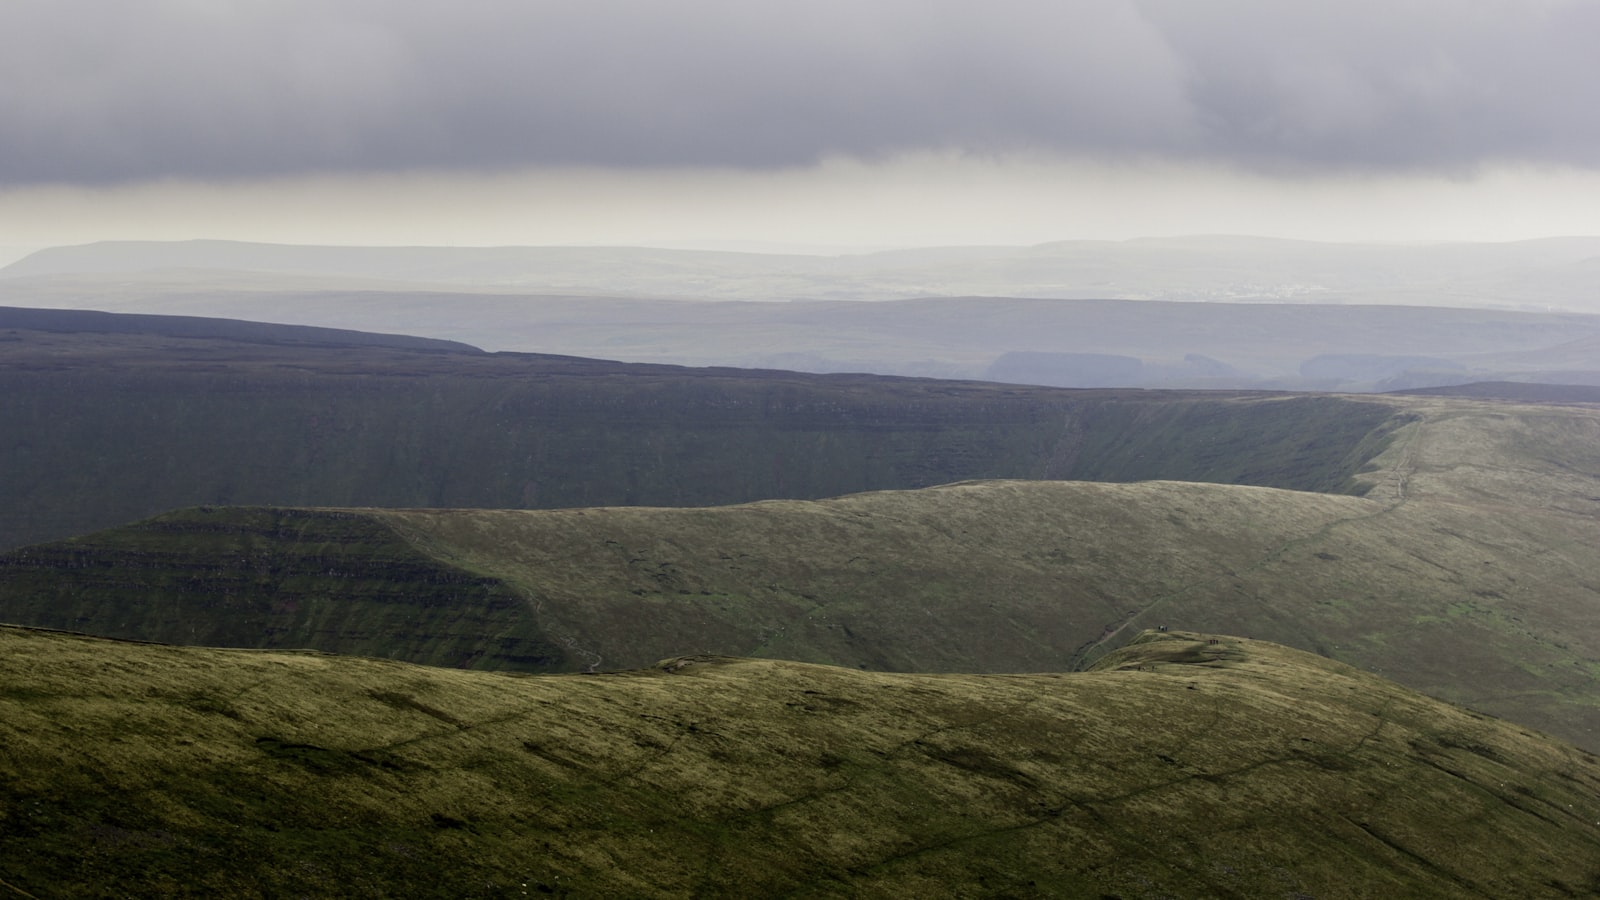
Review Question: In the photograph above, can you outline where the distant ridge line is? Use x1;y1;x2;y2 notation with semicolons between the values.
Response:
1387;381;1600;404
0;305;481;354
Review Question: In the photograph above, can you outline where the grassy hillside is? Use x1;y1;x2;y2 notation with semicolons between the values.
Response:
0;324;1402;550
7;393;1600;751
4;625;1599;899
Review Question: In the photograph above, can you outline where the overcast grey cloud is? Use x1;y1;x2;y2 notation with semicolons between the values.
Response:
2;0;1597;185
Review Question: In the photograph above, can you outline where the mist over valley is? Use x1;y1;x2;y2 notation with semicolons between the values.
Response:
7;236;1600;393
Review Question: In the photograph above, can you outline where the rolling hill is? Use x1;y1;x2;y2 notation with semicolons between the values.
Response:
0;310;1402;551
4;625;1599;898
5;301;1600;896
6;390;1600;754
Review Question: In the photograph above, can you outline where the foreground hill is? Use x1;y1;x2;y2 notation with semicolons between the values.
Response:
0;315;1402;550
7;391;1600;751
3;626;1598;898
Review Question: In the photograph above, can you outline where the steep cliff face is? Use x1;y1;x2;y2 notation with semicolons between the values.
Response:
0;506;564;670
0;325;1404;550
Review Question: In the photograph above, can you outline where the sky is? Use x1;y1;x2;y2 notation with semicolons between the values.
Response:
4;0;1600;261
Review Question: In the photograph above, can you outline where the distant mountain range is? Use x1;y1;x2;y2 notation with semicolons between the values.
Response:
5;237;1600;390
7;235;1600;310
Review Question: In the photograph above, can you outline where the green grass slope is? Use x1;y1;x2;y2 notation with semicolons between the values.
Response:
4;391;1597;748
3;626;1599;899
358;445;1600;754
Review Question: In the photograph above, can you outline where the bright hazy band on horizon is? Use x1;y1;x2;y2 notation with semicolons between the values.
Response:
5;0;1600;257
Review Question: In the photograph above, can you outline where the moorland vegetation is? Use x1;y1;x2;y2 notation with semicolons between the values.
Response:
4;308;1600;896
4;626;1599;898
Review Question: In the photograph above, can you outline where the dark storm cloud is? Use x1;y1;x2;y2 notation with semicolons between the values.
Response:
1140;0;1600;171
3;0;1597;185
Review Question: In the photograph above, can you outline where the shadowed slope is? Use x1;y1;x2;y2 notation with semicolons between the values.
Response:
3;626;1599;899
0;304;480;352
0;508;561;670
4;394;1599;748
0;320;1403;551
7;472;1600;751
